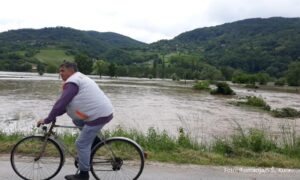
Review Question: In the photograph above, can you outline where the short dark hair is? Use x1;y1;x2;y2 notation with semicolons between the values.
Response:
60;61;78;72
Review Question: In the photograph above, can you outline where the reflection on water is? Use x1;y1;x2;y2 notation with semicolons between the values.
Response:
0;71;299;142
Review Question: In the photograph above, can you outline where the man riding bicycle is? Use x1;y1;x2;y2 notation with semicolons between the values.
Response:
37;61;113;180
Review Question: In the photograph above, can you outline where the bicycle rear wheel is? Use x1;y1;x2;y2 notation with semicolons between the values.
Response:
91;137;145;180
10;136;64;180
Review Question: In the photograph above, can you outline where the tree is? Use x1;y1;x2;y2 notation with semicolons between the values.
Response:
232;71;256;84
74;54;93;74
93;60;108;78
46;64;58;73
286;61;300;86
152;59;158;78
220;66;235;81
199;65;223;81
20;62;32;72
274;78;286;86
256;72;270;85
37;63;45;76
161;56;165;79
108;63;117;78
116;66;128;76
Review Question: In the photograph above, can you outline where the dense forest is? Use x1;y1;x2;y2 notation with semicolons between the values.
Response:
0;17;300;85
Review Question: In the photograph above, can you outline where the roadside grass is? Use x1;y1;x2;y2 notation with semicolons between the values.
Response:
0;131;24;153
35;49;74;65
1;124;300;168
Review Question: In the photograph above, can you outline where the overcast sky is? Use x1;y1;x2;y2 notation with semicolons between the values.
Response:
1;0;300;43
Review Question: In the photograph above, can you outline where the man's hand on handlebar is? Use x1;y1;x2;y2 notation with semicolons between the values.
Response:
37;119;45;127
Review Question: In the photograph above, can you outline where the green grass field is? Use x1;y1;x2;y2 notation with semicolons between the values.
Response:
35;49;74;65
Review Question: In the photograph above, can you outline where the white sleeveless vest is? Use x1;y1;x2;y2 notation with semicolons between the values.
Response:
65;72;113;122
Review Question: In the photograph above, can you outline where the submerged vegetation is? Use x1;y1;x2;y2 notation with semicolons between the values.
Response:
271;108;300;118
193;81;211;91
233;96;300;118
210;82;235;95
235;96;271;111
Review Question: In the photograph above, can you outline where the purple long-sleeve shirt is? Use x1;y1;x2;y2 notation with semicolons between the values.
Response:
44;82;113;126
44;82;79;124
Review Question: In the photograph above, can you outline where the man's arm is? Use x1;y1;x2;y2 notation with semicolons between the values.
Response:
42;82;79;124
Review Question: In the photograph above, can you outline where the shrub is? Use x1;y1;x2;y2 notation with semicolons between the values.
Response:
236;96;271;111
145;127;177;151
246;96;270;110
210;82;235;95
244;84;259;89
232;129;276;153
171;73;180;81
193;81;210;91
38;70;44;76
274;78;286;86
37;63;45;76
211;138;234;156
46;64;58;73
256;73;270;85
177;127;196;149
271;107;300;118
286;61;300;86
232;73;256;84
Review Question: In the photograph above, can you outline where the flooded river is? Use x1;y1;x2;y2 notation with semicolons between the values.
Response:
0;71;299;142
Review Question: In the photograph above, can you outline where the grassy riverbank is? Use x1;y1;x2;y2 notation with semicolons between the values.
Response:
1;125;300;168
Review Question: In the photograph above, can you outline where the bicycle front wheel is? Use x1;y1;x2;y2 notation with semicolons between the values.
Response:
91;137;145;180
10;136;64;180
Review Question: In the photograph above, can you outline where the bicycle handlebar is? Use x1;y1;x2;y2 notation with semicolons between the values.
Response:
37;120;56;128
37;120;79;133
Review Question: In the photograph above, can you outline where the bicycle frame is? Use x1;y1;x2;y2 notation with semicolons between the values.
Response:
38;121;145;170
37;122;81;163
37;121;113;163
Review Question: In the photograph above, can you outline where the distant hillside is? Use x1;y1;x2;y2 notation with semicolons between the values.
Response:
0;27;146;63
151;17;300;76
1;18;300;80
85;31;146;49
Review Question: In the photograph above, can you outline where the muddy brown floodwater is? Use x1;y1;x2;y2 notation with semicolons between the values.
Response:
0;71;299;143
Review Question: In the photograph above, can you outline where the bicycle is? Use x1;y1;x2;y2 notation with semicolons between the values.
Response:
10;121;145;180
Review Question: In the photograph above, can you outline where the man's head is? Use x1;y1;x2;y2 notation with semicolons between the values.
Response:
59;61;78;81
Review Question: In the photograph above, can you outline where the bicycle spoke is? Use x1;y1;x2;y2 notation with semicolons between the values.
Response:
91;138;144;180
11;136;64;180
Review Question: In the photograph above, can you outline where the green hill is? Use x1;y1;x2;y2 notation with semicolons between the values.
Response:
0;27;146;63
150;17;300;77
1;17;300;81
0;27;150;71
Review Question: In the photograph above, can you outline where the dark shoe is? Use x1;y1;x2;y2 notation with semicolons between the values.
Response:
65;171;89;180
74;157;79;168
